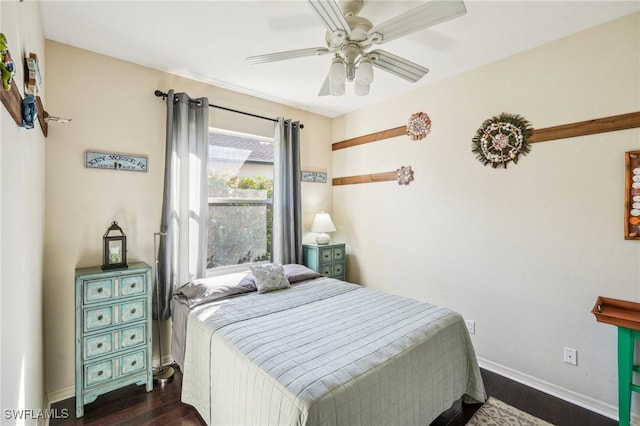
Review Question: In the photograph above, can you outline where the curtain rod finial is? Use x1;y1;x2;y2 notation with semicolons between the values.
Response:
154;90;167;99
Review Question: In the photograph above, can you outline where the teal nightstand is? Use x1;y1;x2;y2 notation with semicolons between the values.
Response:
303;242;345;280
75;262;153;417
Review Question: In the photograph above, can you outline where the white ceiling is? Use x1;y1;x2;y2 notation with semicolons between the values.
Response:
39;1;639;118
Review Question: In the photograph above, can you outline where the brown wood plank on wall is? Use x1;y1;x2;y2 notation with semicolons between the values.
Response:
333;171;398;186
331;111;640;187
529;111;640;143
332;126;406;151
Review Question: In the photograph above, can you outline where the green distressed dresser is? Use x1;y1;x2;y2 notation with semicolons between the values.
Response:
302;242;346;280
75;262;153;417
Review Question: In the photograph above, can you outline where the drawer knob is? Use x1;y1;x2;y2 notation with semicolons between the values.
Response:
97;315;104;321
97;287;103;293
130;283;136;288
131;360;137;366
97;343;103;348
131;308;136;314
97;370;103;376
130;335;136;340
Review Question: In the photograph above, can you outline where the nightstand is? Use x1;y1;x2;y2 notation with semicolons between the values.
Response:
303;242;345;280
75;262;153;417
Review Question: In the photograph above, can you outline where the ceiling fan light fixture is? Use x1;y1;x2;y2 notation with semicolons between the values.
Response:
329;57;347;84
330;82;346;96
355;58;374;85
250;0;467;99
354;81;370;96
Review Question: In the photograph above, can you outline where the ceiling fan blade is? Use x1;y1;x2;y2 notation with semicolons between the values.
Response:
369;49;429;83
368;0;466;44
307;0;351;37
247;47;331;64
318;72;331;96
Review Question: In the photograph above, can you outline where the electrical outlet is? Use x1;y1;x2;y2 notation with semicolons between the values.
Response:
465;320;475;335
564;347;577;366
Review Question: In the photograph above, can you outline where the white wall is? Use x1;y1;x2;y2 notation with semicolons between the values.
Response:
333;13;640;419
0;2;47;424
43;41;333;398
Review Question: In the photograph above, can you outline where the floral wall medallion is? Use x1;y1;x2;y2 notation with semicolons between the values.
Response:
471;113;533;168
406;112;431;141
396;166;414;185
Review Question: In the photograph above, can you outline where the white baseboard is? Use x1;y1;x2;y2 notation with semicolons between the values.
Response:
46;385;75;404
478;357;639;424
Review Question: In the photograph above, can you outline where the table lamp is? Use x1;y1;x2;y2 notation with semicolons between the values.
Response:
311;211;336;245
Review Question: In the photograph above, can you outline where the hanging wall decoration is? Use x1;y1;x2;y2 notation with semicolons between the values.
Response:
0;33;16;91
406;112;431;141
624;150;640;240
396;166;414;185
85;151;148;172
471;113;533;168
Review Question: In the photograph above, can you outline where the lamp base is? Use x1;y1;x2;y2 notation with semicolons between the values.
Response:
315;233;331;245
153;365;175;384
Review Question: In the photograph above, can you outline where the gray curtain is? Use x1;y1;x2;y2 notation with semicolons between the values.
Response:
155;90;209;320
272;118;302;264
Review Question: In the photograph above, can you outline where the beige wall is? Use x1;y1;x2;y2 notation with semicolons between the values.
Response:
333;13;640;419
43;41;332;398
35;8;640;422
1;1;47;422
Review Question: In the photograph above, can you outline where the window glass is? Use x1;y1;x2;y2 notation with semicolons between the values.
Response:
207;129;274;271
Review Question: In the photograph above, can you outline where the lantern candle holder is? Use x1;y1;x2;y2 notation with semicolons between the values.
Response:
102;221;128;270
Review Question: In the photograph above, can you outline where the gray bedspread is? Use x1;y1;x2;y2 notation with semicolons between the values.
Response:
181;277;486;426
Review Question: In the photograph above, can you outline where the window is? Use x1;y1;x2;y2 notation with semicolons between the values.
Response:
207;128;274;271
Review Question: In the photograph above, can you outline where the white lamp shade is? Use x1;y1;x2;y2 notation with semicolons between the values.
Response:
311;211;336;245
356;59;374;84
329;58;346;84
354;81;370;96
330;82;346;96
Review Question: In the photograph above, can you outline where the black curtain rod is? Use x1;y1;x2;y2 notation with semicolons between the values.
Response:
154;90;303;129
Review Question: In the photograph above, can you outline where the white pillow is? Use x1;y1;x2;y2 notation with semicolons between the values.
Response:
250;263;291;293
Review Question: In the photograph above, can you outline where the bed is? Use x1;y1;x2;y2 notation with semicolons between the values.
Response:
171;264;486;426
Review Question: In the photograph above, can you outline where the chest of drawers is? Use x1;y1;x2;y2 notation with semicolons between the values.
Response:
75;262;153;417
302;242;346;280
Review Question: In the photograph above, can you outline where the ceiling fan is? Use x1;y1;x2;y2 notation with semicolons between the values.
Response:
247;0;467;96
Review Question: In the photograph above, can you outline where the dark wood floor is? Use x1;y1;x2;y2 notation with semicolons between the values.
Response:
52;366;617;426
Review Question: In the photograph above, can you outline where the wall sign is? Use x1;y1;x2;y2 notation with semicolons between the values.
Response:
85;151;148;172
301;171;327;183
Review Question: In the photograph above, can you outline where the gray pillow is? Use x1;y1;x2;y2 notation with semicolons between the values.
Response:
283;263;322;283
174;272;256;308
250;263;290;293
240;264;321;288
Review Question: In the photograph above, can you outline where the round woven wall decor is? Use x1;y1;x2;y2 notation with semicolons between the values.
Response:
471;113;532;168
406;112;431;141
396;166;414;185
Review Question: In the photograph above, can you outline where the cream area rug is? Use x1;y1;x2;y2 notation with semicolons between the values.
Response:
466;397;554;426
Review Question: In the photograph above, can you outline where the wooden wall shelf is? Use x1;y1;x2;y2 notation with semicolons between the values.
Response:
0;80;22;126
0;78;48;137
592;296;640;331
36;96;48;137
